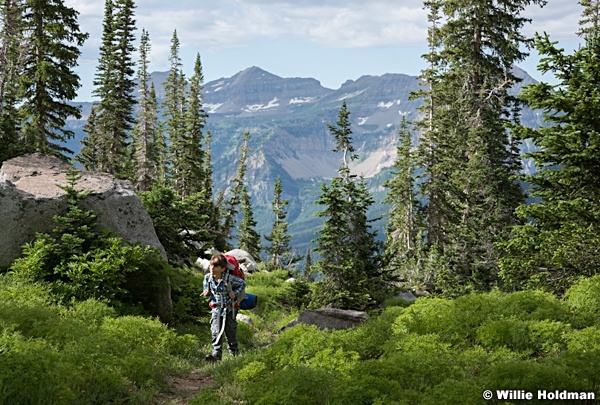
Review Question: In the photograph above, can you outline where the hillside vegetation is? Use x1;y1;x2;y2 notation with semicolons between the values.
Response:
1;268;600;404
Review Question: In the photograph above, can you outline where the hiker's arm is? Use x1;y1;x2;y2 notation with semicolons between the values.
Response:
232;277;246;296
202;275;211;297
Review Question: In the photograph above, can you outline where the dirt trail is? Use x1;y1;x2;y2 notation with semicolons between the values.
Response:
153;370;216;405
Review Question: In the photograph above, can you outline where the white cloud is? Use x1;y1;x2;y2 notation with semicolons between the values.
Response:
66;0;585;99
70;0;583;55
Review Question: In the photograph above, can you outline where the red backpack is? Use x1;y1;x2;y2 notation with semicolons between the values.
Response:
225;254;245;280
223;254;257;310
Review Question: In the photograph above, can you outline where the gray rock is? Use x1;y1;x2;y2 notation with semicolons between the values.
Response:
224;249;258;273
284;308;369;331
397;290;417;302
0;153;172;322
0;153;167;266
236;313;253;326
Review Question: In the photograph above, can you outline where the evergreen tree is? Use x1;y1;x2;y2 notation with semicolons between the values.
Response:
151;83;168;184
111;0;137;177
222;130;250;242
0;0;25;163
162;30;188;195
499;1;600;294
203;130;214;201
311;102;383;310
382;114;425;288
237;185;261;260
180;52;208;196
303;249;313;281
132;28;159;191
18;0;88;158
83;0;137;176
265;176;297;270
408;0;541;295
77;107;100;170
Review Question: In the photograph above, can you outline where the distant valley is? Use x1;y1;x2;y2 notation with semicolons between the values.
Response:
66;66;543;258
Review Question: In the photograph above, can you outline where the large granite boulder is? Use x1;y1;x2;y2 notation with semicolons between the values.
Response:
0;154;172;321
283;308;369;331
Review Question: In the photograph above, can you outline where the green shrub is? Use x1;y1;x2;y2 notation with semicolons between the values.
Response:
394;290;571;348
269;324;358;373
421;379;488;405
169;265;210;325
475;318;570;356
280;278;312;309
0;331;79;405
564;275;600;327
244;365;334;405
343;306;405;360
482;359;580;395
0;275;201;404
476;317;533;353
333;359;418;404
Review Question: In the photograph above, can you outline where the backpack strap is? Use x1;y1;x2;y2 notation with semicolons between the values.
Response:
225;272;247;308
208;274;230;312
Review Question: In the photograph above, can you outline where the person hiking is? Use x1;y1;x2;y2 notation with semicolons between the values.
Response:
203;254;246;361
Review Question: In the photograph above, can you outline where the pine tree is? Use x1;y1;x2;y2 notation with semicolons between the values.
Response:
132;28;159;191
382;114;425;288
409;0;541;295
237;185;261;260
77;107;100;170
83;0;137;176
162;29;188;195
499;0;600;294
180;52;208;195
18;0;88;158
203;130;214;201
222;130;250;242
265;176;297;270
303;249;313;281
0;0;25;163
111;0;137;177
312;102;383;310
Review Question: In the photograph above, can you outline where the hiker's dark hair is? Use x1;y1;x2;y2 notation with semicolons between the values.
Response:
210;254;227;268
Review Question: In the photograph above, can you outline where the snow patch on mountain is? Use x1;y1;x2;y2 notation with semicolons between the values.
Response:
244;97;280;112
205;103;224;113
336;89;366;101
378;100;401;109
207;81;227;93
289;97;316;104
358;117;369;125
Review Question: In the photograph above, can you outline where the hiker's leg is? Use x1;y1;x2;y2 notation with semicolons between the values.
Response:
210;312;224;358
224;308;239;355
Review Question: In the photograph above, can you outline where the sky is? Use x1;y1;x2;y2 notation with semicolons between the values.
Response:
66;0;585;101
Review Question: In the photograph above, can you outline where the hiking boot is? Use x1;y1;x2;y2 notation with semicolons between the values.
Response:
205;353;221;362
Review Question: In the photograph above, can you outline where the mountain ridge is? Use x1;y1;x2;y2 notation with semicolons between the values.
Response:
66;66;542;256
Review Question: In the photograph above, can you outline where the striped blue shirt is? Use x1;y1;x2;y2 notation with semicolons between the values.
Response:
203;273;246;314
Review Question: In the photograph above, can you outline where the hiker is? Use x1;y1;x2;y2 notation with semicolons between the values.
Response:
203;254;246;361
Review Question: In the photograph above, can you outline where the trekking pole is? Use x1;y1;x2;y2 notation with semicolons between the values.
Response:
215;306;227;344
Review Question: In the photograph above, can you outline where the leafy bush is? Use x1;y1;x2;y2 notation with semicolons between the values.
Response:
139;185;216;265
244;365;334;405
0;274;202;404
565;275;600;327
394;290;570;348
169;265;210;324
280;278;312;309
